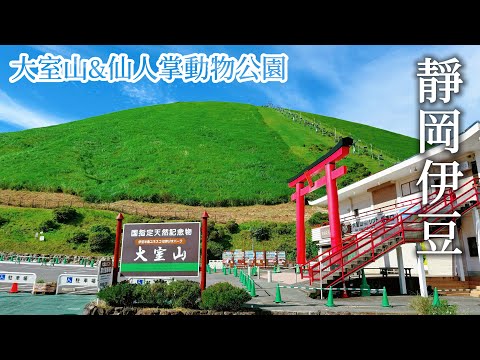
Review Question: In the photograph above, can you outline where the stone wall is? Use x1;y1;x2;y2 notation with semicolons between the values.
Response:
83;302;260;315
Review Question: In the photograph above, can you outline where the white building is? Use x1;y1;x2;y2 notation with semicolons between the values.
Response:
309;122;480;294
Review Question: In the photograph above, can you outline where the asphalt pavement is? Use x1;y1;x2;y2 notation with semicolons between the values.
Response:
204;267;480;315
2;261;480;315
0;260;98;292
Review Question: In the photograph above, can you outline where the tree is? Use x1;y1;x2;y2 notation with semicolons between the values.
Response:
306;238;319;259
207;242;224;260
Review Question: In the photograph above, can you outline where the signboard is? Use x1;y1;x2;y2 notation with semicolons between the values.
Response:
120;222;201;277
233;249;245;267
56;274;98;294
0;271;36;293
97;259;113;290
58;274;97;286
255;251;265;266
208;260;223;270
266;251;277;266
0;272;36;284
277;251;286;266
244;250;255;266
349;209;399;233
222;251;234;266
128;277;174;285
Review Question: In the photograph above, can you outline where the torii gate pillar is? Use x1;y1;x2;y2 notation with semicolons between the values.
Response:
289;137;353;265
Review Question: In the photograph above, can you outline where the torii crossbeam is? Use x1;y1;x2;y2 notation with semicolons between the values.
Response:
288;137;353;264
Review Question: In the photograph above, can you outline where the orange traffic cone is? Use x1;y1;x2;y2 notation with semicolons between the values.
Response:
341;285;349;298
9;282;18;293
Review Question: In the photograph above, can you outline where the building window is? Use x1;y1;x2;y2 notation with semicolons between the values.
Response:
467;237;478;257
472;161;478;176
401;180;421;197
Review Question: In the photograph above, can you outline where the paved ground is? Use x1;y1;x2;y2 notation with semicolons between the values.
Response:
205;267;480;315
0;261;98;282
2;262;479;315
0;261;99;293
0;293;96;315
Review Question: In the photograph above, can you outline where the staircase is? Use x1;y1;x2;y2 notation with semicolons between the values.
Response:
471;286;480;298
426;277;472;296
301;178;480;288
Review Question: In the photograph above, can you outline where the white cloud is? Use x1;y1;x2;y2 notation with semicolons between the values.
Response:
0;89;63;129
121;84;176;105
28;45;76;57
28;45;100;58
254;82;315;112
316;45;480;138
282;45;349;89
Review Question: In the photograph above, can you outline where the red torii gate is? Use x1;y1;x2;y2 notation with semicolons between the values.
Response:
288;137;353;265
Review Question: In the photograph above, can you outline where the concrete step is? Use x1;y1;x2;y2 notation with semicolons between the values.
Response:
445;292;471;296
429;282;471;288
470;290;480;298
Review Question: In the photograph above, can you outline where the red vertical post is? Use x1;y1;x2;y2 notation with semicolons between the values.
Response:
295;182;306;265
325;163;342;256
112;213;124;285
200;211;209;292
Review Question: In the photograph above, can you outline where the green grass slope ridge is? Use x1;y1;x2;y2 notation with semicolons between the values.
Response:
0;102;420;206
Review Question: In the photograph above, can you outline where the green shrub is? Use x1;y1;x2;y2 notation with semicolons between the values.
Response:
151;282;170;308
429;299;458;315
39;219;60;232
306;238;319;258
277;237;296;261
207;220;216;234
0;215;8;226
165;280;201;309
307;212;329;226
225;220;240;234
207;241;224;260
53;206;79;224
274;223;294;235
410;296;458;315
89;231;114;253
90;224;112;234
97;281;137;306
128;215;147;223
201;282;251;311
208;227;226;242
67;231;89;244
249;226;270;241
133;282;169;307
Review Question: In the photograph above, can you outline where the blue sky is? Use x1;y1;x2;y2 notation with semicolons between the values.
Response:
0;44;479;138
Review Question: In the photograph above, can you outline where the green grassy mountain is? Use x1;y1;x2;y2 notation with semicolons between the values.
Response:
0;102;420;206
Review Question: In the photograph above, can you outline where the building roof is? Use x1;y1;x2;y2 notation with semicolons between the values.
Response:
308;121;480;207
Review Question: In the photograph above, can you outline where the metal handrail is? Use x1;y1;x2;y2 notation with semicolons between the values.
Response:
307;178;479;287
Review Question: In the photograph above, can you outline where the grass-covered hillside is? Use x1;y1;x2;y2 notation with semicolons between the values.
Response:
0;205;325;259
0;102;420;206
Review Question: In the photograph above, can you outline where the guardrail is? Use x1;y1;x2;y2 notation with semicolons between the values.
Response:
0;254;99;267
56;274;99;294
0;271;36;293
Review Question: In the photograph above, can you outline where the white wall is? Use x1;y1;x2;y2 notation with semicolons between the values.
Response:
339;199;351;217
363;243;418;275
424;255;454;276
461;213;480;273
351;193;372;216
